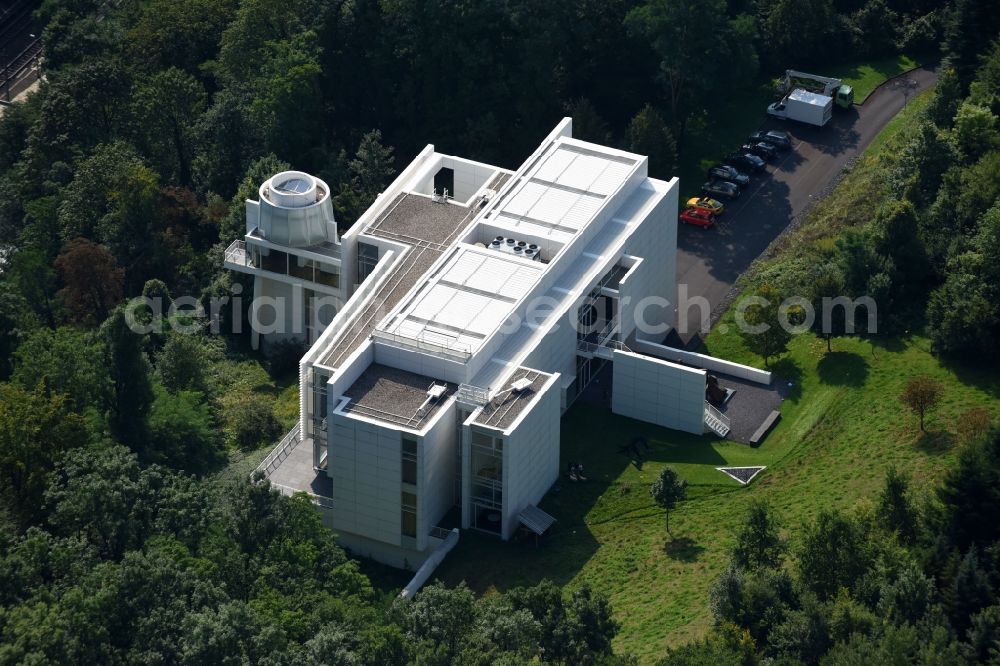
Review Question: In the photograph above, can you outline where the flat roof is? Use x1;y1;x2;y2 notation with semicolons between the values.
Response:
474;367;551;429
366;192;477;248
318;194;478;368
487;142;637;244
380;246;544;354
789;88;831;105
340;363;456;429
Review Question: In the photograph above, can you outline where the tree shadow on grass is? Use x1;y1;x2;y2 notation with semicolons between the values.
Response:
942;356;1000;401
914;429;954;455
769;357;803;402
817;351;869;387
663;536;705;562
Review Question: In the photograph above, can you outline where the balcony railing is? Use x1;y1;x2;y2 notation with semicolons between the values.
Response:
371;329;472;361
224;239;250;267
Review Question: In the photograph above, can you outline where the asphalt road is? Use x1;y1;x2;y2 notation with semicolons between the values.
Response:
674;65;938;347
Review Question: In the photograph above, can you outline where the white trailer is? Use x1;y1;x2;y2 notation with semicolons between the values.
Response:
766;88;833;127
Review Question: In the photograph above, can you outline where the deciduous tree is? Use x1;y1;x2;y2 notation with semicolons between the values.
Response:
732;501;786;571
625;104;677;177
650;466;687;534
0;384;85;526
55;238;124;325
900;375;943;431
738;285;791;368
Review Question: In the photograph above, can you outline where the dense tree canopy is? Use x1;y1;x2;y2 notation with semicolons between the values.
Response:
0;0;987;662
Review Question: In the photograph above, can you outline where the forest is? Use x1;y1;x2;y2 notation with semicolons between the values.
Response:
1;0;999;663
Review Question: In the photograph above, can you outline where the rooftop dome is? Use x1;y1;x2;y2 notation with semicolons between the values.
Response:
257;171;336;247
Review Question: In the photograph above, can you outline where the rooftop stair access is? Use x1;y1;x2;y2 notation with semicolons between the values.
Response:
704;401;730;438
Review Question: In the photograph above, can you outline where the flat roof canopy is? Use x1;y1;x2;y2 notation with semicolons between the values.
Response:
488;142;637;244
518;504;556;536
381;246;543;354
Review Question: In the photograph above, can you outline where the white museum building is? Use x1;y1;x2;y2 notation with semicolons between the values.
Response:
223;118;771;570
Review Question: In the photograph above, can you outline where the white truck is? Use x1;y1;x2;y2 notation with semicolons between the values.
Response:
767;88;833;127
778;70;854;109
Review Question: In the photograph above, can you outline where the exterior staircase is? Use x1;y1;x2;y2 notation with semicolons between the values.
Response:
704;401;731;438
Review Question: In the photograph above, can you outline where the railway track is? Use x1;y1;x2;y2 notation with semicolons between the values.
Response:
0;0;41;100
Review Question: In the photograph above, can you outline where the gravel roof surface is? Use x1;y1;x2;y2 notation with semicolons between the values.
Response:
475;367;550;429
342;363;456;429
367;193;477;247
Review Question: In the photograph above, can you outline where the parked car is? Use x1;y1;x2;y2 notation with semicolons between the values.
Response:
701;180;740;201
725;151;766;172
741;142;778;161
686;196;724;215
707;165;750;187
749;130;792;150
679;207;715;227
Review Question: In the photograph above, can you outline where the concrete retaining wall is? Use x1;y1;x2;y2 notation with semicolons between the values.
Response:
632;339;772;385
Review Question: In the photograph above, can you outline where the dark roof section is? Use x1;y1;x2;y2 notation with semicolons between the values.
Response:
366;192;477;248
340;363;456;429
474;367;550;429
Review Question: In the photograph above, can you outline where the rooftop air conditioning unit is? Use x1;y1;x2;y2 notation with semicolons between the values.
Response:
427;384;447;399
510;377;533;393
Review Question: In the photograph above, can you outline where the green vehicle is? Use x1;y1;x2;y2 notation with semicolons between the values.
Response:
778;70;854;109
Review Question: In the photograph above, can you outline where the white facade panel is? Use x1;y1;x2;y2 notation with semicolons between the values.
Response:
611;351;705;435
501;374;561;539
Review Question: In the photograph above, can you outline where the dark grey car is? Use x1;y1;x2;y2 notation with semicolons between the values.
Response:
708;165;751;187
749;130;792;150
701;180;740;200
725;151;766;172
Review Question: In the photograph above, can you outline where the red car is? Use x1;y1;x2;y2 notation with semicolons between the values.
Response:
679;207;715;228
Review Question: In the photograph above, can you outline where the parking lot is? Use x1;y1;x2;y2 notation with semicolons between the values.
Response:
674;65;938;347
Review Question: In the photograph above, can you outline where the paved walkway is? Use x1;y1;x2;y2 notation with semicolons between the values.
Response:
267;439;332;498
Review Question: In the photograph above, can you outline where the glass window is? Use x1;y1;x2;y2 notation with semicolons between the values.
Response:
402;436;417;485
315;263;339;288
275;177;310;194
401;491;417;538
358;243;379;284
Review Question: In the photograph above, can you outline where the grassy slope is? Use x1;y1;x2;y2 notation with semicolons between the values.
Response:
676;52;923;199
434;88;1000;662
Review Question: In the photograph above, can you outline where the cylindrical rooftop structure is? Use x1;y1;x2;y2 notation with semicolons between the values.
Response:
257;171;337;247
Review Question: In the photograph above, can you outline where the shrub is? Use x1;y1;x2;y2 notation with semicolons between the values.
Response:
226;396;282;450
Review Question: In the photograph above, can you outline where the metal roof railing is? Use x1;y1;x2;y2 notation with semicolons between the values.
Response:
371;329;472;361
